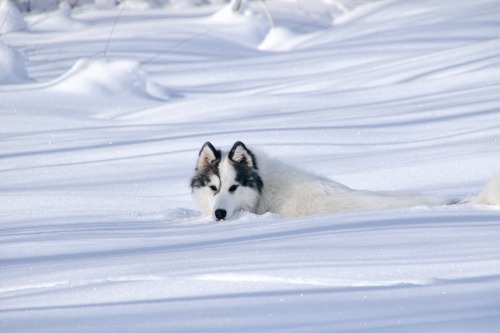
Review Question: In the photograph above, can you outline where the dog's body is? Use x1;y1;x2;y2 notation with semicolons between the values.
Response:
191;141;500;221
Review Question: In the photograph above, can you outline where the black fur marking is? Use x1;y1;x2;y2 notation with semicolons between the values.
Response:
191;142;221;190
190;161;220;189
232;161;264;194
228;141;258;169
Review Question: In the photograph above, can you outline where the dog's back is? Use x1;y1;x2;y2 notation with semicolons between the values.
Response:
255;153;449;217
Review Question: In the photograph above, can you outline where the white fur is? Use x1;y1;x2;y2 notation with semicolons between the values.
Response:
192;143;500;220
251;152;448;217
471;173;500;205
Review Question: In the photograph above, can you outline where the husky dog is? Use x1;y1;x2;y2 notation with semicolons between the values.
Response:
190;141;500;221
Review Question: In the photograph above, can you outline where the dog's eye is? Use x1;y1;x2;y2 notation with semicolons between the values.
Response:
229;185;239;193
209;185;217;191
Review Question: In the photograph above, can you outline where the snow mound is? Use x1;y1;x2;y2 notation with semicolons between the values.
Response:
31;2;85;31
119;0;161;10
205;4;269;48
258;26;310;52
208;2;268;27
0;0;27;34
0;42;30;84
94;0;119;9
169;0;200;9
210;2;247;21
231;210;282;222
49;58;170;100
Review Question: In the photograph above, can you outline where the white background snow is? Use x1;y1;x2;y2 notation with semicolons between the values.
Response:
1;0;500;332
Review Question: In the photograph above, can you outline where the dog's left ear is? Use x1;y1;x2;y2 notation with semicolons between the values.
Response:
229;141;257;169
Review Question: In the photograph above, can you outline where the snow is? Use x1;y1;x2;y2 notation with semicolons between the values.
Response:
49;58;171;101
0;42;30;83
258;26;309;51
1;0;500;332
0;0;27;34
26;2;85;31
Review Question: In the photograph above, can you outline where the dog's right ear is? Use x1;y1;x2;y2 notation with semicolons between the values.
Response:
196;142;221;170
229;141;257;169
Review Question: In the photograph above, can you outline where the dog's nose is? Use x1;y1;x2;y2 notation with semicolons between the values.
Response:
214;209;227;220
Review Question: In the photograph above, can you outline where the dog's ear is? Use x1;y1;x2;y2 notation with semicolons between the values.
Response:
229;141;257;168
196;142;220;170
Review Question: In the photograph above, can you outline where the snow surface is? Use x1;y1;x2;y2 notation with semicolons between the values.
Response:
0;42;30;83
1;0;500;332
0;0;27;34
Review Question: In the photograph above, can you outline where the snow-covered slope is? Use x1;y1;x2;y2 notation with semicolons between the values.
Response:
1;0;499;332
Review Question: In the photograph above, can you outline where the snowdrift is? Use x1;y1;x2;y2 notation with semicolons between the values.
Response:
49;58;169;101
28;2;85;31
0;0;27;34
0;42;30;83
258;26;311;51
0;57;172;118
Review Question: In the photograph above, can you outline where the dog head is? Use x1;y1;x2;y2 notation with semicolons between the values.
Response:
190;141;263;221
